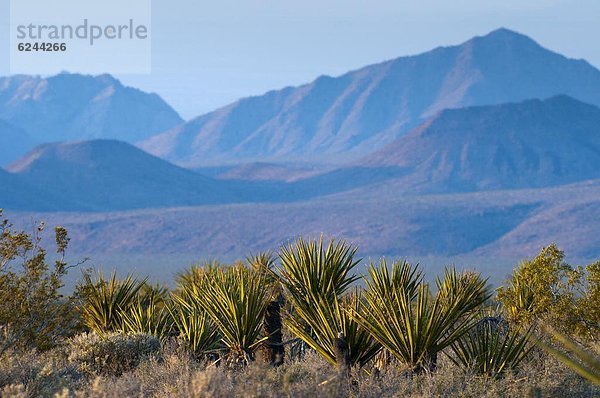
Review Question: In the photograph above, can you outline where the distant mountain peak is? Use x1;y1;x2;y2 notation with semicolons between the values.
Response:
9;140;107;171
479;27;531;40
2;139;248;211
466;27;542;50
7;139;158;173
0;73;183;145
140;29;600;168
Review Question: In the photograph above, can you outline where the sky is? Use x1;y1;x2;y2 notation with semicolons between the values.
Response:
1;0;599;119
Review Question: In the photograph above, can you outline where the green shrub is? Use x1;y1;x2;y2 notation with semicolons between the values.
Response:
571;261;600;342
497;244;600;341
0;209;76;352
0;346;81;397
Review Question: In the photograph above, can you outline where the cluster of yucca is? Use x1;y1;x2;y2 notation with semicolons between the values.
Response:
77;237;535;378
77;262;278;366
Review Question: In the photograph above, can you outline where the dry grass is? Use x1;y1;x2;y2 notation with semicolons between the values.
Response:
0;337;597;398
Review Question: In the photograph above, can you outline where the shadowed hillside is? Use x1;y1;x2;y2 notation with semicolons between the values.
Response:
0;120;35;166
359;96;600;193
4;140;246;211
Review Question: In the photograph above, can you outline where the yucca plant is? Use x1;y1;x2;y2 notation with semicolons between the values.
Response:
120;283;173;340
352;261;490;372
247;252;277;276
193;265;273;366
497;267;536;323
170;291;221;359
138;282;170;306
174;260;223;292
290;291;380;368
78;272;146;337
536;325;600;386
278;237;380;369
449;315;533;378
279;237;360;301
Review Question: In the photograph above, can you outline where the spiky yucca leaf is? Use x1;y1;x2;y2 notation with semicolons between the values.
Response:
498;268;536;323
536;325;600;386
174;261;222;292
170;292;221;358
247;252;277;274
278;237;380;367
279;237;360;301
353;262;490;371
79;272;145;337
120;284;173;340
286;291;380;367
433;269;493;350
364;259;423;302
138;283;170;307
247;251;281;297
449;316;533;378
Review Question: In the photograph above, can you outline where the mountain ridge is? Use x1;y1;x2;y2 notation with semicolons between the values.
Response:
350;95;600;194
0;73;184;162
139;28;600;168
1;28;600;264
3;95;600;211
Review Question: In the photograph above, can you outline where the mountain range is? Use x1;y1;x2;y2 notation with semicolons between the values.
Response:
2;95;600;212
1;27;600;265
139;28;600;168
0;73;182;165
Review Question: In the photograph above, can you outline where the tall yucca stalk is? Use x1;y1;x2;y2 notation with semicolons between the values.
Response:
198;265;273;365
449;316;533;378
79;272;145;337
278;237;380;368
353;261;490;372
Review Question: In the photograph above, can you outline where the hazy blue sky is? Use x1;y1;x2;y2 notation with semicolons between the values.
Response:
1;0;599;118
